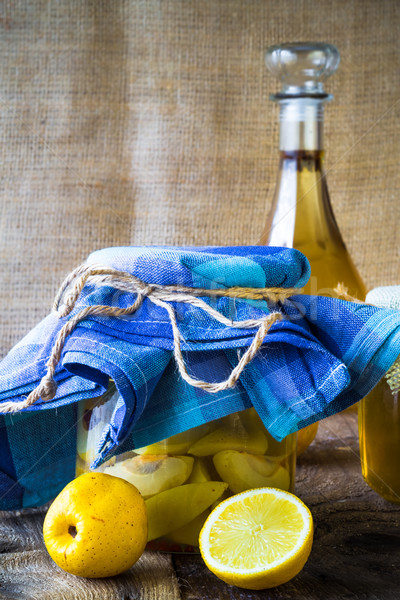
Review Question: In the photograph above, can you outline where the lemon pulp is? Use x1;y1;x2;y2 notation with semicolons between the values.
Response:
209;493;305;569
199;487;313;589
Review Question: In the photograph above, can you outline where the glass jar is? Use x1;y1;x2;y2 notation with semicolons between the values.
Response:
76;384;296;552
359;375;400;503
358;287;400;503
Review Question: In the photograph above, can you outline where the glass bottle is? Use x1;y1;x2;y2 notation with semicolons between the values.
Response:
259;42;366;300
76;382;296;552
259;43;367;429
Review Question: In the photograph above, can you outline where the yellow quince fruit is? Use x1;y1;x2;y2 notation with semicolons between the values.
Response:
43;472;148;578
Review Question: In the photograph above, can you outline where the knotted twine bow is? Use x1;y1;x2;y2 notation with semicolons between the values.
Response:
0;263;297;413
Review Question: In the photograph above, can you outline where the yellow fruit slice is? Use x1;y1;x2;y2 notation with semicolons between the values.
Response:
102;454;193;498
213;450;289;494
210;489;230;512
199;488;314;590
166;510;210;547
135;423;211;455
240;407;267;436
297;422;319;456
146;481;228;541
187;458;213;483
188;412;268;457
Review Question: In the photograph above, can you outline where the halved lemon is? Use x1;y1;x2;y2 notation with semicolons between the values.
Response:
199;487;313;590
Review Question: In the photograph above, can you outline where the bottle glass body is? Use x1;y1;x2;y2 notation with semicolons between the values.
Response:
259;147;366;299
260;98;366;425
76;383;296;552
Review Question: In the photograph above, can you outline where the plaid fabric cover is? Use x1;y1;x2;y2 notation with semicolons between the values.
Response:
1;245;400;510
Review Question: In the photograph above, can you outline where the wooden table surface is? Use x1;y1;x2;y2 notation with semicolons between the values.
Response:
1;410;399;600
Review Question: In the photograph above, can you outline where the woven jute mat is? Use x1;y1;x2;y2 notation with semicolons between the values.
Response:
0;0;399;359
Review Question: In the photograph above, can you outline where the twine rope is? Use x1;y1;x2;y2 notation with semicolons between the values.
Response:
0;263;296;413
333;283;363;304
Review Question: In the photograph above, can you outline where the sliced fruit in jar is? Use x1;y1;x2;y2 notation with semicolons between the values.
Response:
135;423;211;456
210;489;230;512
146;481;228;541
233;408;293;460
240;407;268;437
213;450;290;494
187;458;213;483
188;412;268;456
199;487;314;590
165;509;210;547
102;454;193;498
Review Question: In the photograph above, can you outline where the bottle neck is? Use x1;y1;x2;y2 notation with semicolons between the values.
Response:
278;97;325;152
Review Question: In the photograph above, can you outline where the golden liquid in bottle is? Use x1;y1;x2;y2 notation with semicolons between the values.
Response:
260;150;366;419
359;379;400;503
259;150;367;300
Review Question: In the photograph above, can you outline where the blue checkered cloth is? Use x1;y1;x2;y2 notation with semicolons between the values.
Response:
1;245;400;510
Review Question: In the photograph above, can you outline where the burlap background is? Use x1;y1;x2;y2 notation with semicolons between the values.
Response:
0;0;399;359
